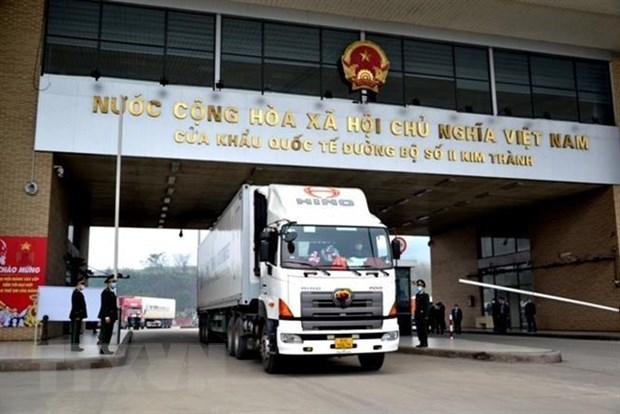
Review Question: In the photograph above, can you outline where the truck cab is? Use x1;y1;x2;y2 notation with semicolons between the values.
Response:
255;185;401;372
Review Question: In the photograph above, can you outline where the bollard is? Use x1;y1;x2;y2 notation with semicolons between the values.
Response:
449;314;454;340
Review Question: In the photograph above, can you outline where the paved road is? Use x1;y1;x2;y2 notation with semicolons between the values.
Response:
0;329;618;414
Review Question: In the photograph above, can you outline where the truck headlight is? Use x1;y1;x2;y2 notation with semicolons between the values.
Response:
280;333;302;344
381;331;399;341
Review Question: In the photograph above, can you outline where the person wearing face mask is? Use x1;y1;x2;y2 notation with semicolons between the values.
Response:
413;279;430;348
69;276;87;351
97;275;118;355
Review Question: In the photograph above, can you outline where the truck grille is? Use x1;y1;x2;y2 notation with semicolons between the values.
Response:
300;291;383;330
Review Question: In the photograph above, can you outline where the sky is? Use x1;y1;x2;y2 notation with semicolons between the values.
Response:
88;227;201;272
88;227;429;271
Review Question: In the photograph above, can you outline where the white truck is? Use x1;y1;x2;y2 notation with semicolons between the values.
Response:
197;184;401;373
141;296;176;328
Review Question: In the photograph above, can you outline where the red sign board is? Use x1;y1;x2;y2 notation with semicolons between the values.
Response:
0;236;48;327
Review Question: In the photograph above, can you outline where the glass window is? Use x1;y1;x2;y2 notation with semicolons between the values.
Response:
406;74;455;109
496;270;518;286
281;225;392;270
532;86;578;121
530;56;574;89
492;237;516;256
480;237;493;258
221;18;262;90
321;29;358;100
167;12;214;51
263;23;320;95
575;61;613;124
367;34;402;72
404;40;453;77
455;46;488;80
45;38;99;76
517;238;530;252
456;79;491;113
99;42;163;81
264;59;320;95
47;0;100;39
496;83;532;117
264;23;319;62
101;4;165;47
519;269;533;285
166;12;214;86
371;72;404;105
222;18;261;56
494;51;529;85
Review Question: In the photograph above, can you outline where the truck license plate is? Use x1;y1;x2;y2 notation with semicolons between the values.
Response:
334;337;353;349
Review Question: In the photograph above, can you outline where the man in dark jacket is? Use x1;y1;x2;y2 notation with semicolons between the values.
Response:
414;279;430;348
69;277;87;351
524;299;537;332
98;275;118;355
451;304;463;334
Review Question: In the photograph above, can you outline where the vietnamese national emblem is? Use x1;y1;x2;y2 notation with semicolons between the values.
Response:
341;40;390;93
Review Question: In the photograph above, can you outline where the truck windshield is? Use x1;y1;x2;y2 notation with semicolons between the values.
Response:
280;225;393;270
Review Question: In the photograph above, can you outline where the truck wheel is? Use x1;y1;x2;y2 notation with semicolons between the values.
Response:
358;353;385;371
259;324;280;374
226;315;236;356
234;317;248;360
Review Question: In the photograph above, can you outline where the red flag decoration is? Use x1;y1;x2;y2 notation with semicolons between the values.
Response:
0;236;48;327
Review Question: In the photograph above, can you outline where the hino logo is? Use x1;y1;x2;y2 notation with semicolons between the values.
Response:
304;186;340;198
333;288;354;308
298;186;354;206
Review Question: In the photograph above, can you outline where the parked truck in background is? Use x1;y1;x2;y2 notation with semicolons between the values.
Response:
142;296;176;328
197;184;401;373
119;296;143;329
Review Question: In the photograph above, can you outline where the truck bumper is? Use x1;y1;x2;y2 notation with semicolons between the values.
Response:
275;319;400;356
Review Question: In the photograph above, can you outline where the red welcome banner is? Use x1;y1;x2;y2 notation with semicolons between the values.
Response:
0;236;48;328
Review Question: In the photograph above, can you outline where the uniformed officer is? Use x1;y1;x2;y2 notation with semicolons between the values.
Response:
414;279;430;348
97;275;118;355
69;276;87;351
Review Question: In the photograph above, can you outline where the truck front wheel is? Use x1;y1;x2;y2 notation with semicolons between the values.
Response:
259;324;280;374
358;353;385;371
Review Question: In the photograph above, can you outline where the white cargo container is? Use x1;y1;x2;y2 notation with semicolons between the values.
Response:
142;296;176;328
197;184;401;373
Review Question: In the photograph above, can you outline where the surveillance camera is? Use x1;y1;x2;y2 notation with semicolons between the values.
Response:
24;181;38;196
613;280;620;288
53;165;64;178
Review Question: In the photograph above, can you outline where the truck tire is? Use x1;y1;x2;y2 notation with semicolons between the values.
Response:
198;315;209;345
259;323;280;374
358;353;385;371
234;317;249;359
226;315;236;356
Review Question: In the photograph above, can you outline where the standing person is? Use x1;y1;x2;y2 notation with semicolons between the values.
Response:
413;279;430;348
435;302;446;335
451;304;463;334
497;297;510;334
491;298;499;333
69;277;87;351
427;302;436;335
98;275;118;355
524;299;537;332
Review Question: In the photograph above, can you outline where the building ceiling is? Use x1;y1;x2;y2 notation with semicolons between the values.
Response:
55;153;600;236
228;0;620;52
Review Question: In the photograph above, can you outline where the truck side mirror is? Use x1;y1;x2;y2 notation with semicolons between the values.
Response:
259;240;270;262
259;230;277;263
281;226;298;243
391;239;402;260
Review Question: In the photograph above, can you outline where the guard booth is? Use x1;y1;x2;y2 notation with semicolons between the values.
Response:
394;260;416;336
